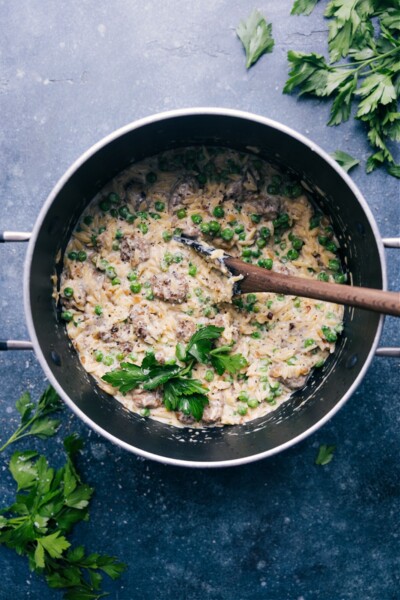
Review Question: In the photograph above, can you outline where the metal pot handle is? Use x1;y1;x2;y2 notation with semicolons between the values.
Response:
1;232;399;356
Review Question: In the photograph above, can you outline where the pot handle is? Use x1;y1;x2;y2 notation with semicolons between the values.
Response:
0;231;32;242
1;232;399;354
1;231;33;350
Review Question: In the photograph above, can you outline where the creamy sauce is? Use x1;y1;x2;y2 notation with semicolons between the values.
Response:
59;147;344;427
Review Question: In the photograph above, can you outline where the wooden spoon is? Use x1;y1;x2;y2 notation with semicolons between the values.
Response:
175;236;400;317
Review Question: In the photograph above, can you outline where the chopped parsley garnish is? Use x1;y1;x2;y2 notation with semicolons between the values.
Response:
315;443;336;465
102;326;248;421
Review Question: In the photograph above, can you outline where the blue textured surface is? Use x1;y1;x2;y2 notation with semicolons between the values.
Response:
0;2;399;599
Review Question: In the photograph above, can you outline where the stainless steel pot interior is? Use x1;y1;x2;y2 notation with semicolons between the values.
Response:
24;109;385;467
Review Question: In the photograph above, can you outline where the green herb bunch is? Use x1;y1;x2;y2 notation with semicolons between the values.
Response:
0;388;126;600
286;0;400;177
102;325;248;421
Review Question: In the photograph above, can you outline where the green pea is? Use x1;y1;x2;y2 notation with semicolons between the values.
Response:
116;353;125;361
334;273;347;284
309;215;321;230
100;200;112;212
111;277;121;285
247;294;257;304
106;266;117;279
145;291;154;300
321;325;337;343
94;305;102;316
108;192;120;204
67;251;78;260
238;232;246;241
318;272;329;282
247;398;259;408
304;338;315;348
266;395;277;405
326;241;338;253
234;224;245;234
83;215;93;226
176;208;187;219
237;391;249;402
61;311;73;322
237;404;248;416
200;223;210;234
191;214;203;224
315;359;325;368
291;237;304;250
188;264;197;277
138;222;148;234
273;213;290;228
287;249;299;261
150;213;161;220
213;206;225;218
154;201;165;212
221;228;234;241
251;249;261;258
162;230;173;242
146;172;157;184
94;350;103;362
251;214;261;224
280;241;287;251
251;331;261;339
63;287;74;298
77;251;87;262
112;242;120;251
328;259;341;272
114;229;123;240
205;370;214;382
173;253;183;263
208;221;220;234
118;205;130;219
258;258;273;270
130;282;142;293
256;238;267;249
260;227;271;239
140;408;151;417
242;248;252;258
318;235;329;246
103;355;114;366
127;271;138;281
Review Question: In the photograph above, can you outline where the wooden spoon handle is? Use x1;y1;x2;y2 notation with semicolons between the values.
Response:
225;257;400;317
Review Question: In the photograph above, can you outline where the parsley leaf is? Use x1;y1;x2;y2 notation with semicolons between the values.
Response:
291;0;320;16
0;437;126;598
315;444;336;465
0;387;62;453
102;325;248;421
236;9;275;69
285;5;400;177
186;325;224;363
209;347;249;376
331;150;360;171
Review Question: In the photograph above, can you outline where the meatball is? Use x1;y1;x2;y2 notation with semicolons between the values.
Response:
119;236;150;266
151;271;189;304
169;176;199;209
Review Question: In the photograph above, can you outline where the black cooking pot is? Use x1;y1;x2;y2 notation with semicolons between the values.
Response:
2;109;399;467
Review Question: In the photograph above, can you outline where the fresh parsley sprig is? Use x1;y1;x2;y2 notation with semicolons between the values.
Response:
286;0;400;177
315;443;336;465
0;387;62;453
0;434;126;599
236;9;275;69
102;325;248;421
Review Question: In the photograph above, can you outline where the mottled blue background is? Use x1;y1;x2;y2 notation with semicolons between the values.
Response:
0;1;399;599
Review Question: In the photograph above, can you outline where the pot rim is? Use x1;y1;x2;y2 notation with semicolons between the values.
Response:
23;107;387;468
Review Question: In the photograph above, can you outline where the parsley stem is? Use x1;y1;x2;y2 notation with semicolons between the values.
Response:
339;47;400;72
